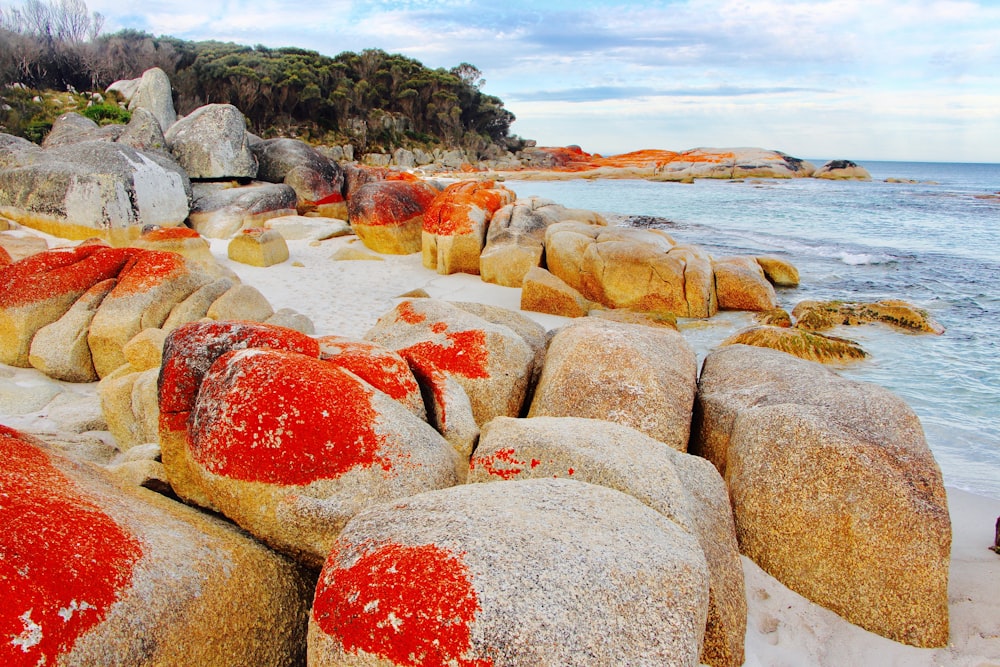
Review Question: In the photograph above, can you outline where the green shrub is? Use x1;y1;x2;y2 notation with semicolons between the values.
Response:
82;103;131;125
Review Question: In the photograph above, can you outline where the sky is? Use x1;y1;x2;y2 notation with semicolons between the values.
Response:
86;0;1000;162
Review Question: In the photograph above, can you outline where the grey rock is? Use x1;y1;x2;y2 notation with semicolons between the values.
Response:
309;478;710;667
0;141;190;241
188;181;297;238
128;67;177;132
165;104;257;179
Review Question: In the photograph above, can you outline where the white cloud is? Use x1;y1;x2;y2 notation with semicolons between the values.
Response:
83;0;1000;161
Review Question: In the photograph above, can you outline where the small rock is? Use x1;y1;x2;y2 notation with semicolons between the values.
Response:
227;228;289;267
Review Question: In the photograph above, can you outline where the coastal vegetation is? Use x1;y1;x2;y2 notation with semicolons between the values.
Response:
0;0;521;156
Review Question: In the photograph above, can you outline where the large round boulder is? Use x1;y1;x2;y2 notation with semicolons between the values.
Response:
165;103;257;179
127;66;177;133
0;141;191;243
0;426;312;667
251;137;347;218
470;416;746;667
308;478;710;667
349;180;439;254
528;317;697;451
158;320;321;509
421;179;516;275
184;346;461;567
690;344;951;647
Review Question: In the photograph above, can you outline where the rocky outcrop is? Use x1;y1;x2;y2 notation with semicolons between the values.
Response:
482;146;818;180
792;298;945;334
544;222;718;317
164;104;257;179
814;160;872;181
349;180;439;254
127;67;177;133
520;265;596;317
364;299;536;464
188;181;298;238
183;345;461;567
470;416;746;667
0;425;312;666
309;478;710;667
528;317;697;451
0;139;191;243
713;256;779;311
480;197;607;287
251;137;347;218
421;179;515;275
690;344;951;647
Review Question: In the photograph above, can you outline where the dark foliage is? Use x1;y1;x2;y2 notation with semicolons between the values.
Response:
0;2;521;156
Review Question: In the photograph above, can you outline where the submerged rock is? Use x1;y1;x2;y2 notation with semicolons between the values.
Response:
721;325;868;364
792;298;945;334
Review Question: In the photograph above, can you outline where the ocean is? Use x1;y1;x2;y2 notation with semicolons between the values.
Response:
504;161;1000;500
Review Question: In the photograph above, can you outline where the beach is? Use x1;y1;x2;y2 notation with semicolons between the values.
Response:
2;226;999;665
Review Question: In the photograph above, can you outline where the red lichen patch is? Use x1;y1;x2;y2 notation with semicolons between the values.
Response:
422;180;513;236
317;336;421;403
0;246;129;308
0;426;142;666
313;541;491;667
110;248;190;297
469;447;524;480
158;320;320;419
140;226;201;241
306;191;346;207
189;348;393;485
348;181;438;228
395;300;427;325
399;330;490;381
511;147;742;174
430;322;449;335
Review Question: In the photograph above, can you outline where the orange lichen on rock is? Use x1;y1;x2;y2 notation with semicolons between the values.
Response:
399;329;491;382
0;245;10;267
313;541;491;667
139;227;202;242
469;447;525;480
158;320;321;423
0;245;130;309
0;426;143;667
318;335;425;418
189;348;392;485
423;180;513;236
111;248;190;297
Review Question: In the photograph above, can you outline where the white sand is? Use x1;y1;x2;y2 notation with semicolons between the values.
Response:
2;230;999;665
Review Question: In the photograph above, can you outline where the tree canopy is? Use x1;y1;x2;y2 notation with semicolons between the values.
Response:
0;1;522;156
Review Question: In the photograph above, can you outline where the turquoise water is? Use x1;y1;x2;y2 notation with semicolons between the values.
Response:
506;162;1000;499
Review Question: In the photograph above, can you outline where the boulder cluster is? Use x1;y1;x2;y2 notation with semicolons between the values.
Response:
0;67;948;666
1;284;952;665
